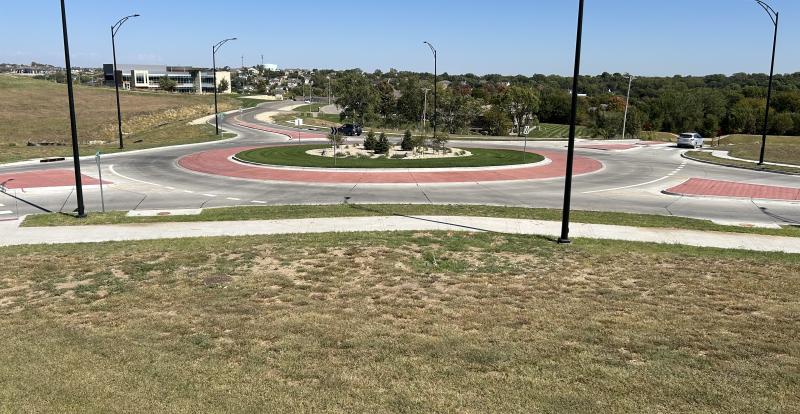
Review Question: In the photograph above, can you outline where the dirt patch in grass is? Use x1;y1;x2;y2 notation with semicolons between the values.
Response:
0;232;798;412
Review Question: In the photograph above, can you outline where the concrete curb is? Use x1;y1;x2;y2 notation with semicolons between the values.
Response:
682;152;800;176
228;154;552;173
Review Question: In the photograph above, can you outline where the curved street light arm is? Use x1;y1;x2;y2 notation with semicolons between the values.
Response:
423;41;436;56
755;0;778;25
213;37;237;54
112;14;139;37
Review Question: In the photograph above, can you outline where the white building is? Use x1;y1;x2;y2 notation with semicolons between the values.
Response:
103;64;232;94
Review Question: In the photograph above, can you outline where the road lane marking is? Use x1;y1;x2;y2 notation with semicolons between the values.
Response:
252;200;267;204
202;194;217;197
584;161;688;194
183;190;194;194
108;165;164;187
0;210;13;215
164;186;175;190
226;197;241;201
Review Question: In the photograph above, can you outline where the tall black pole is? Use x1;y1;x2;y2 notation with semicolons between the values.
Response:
424;42;437;139
758;10;779;165
433;50;437;139
558;0;585;244
213;46;219;135
111;27;124;149
60;0;85;217
110;14;138;149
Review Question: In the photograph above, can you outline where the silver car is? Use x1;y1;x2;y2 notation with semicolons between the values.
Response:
677;132;704;148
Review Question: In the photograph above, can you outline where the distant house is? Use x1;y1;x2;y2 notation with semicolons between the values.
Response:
13;67;46;76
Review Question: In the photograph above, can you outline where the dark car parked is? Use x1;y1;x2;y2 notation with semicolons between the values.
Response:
337;124;363;136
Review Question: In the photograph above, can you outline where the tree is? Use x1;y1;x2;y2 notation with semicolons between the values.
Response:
485;105;511;136
401;129;414;151
374;132;391;154
770;112;794;136
217;78;229;93
334;70;378;124
507;86;540;136
375;81;396;125
431;133;449;153
159;76;176;92
589;110;623;139
363;130;377;151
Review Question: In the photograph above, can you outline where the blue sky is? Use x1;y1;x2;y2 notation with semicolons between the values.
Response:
1;0;797;76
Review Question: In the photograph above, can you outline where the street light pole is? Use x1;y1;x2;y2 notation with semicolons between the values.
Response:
60;0;85;217
755;0;779;166
558;0;585;244
621;74;634;139
111;13;139;150
424;41;437;139
212;37;237;135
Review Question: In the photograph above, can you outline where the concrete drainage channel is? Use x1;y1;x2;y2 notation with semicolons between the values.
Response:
126;209;203;217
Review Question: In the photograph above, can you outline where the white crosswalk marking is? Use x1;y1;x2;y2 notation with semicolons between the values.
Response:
0;203;4;207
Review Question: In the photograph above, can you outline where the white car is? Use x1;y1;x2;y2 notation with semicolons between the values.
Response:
677;132;704;148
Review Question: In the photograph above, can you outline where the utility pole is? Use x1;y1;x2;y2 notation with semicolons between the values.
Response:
622;74;634;139
60;0;86;217
327;75;332;105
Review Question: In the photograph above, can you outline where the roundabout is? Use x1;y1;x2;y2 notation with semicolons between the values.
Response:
177;144;603;184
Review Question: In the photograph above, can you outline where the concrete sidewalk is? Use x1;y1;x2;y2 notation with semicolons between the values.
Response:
1;216;799;253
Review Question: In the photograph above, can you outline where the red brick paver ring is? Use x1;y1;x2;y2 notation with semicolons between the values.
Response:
0;169;109;190
178;146;603;184
664;178;800;201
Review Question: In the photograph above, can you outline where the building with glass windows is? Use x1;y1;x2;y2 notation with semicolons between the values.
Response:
102;64;231;94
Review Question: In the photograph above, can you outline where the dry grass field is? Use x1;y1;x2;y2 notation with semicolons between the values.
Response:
717;134;800;166
0;232;798;412
0;75;239;163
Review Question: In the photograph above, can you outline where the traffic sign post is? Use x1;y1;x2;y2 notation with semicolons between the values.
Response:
95;151;105;213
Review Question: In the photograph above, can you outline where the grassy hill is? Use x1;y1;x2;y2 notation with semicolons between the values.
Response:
716;134;800;166
0;75;241;163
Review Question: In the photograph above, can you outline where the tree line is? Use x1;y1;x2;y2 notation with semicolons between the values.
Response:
324;69;800;138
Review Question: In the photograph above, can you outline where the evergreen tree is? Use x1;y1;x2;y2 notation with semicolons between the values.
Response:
363;130;377;151
401;130;414;151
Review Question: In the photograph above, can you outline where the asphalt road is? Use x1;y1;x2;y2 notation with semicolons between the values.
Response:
2;100;799;227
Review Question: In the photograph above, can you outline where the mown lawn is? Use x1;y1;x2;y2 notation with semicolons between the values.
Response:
0;232;798;412
717;134;800;165
527;123;590;139
0;75;241;163
236;145;543;168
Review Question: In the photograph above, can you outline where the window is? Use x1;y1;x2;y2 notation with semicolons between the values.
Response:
136;74;145;84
